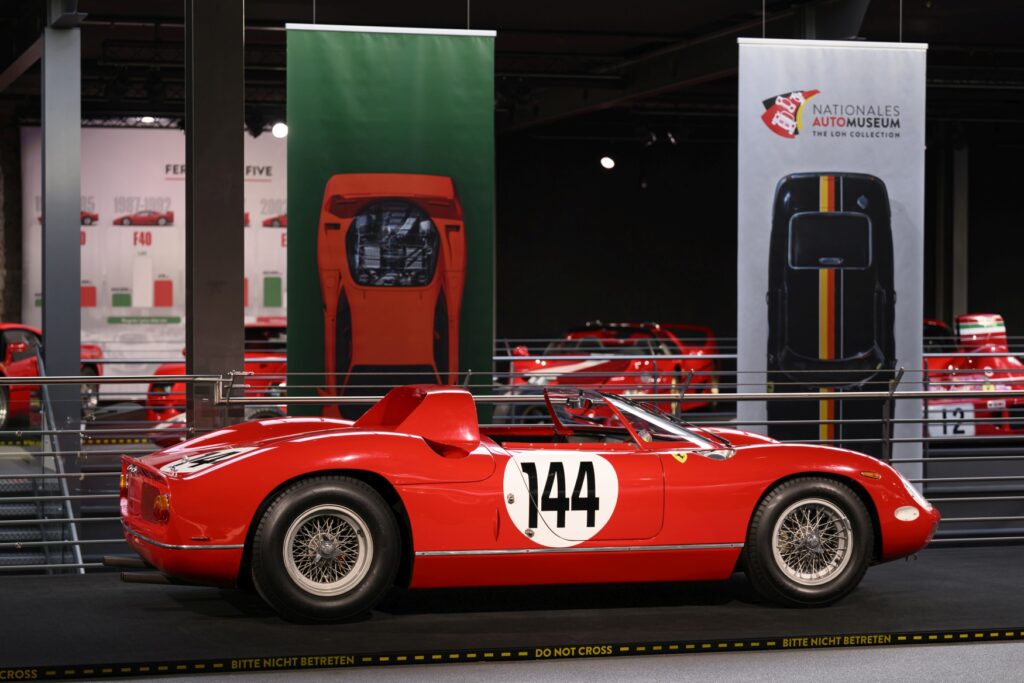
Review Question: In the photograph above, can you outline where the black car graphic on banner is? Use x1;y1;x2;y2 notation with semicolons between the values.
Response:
766;172;896;450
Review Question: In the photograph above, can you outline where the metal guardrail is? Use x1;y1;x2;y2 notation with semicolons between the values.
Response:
1;358;1024;573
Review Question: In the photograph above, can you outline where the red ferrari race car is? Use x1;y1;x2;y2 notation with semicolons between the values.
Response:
263;214;287;227
499;321;719;422
145;322;288;431
924;313;1024;438
0;323;103;428
80;211;99;225
120;384;938;622
113;210;174;226
318;174;465;405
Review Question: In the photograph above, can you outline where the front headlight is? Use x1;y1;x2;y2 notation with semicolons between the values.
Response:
893;468;933;512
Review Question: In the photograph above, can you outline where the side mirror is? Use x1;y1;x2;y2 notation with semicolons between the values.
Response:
512;345;530;357
565;396;593;412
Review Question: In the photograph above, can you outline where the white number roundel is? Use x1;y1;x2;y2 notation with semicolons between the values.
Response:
503;453;619;548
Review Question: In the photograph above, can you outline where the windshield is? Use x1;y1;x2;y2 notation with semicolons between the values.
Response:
603;394;717;448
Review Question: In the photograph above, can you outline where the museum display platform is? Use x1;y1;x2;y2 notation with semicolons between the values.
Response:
2;546;1022;679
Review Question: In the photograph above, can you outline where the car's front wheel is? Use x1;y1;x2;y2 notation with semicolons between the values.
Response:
121;218;131;225
745;477;872;607
251;476;400;622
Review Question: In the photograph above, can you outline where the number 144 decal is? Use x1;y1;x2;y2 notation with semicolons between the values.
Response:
502;454;619;548
521;461;599;528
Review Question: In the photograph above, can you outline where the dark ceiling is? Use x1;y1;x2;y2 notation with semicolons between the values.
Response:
1;0;1023;144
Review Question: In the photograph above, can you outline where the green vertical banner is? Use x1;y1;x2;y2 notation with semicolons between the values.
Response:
286;25;495;416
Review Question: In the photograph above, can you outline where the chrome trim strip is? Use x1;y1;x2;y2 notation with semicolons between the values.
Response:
415;542;743;557
124;525;243;551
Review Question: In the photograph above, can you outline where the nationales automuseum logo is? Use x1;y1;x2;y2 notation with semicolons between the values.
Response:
761;89;820;138
762;89;904;140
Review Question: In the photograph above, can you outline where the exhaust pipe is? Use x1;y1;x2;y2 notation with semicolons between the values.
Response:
103;555;152;570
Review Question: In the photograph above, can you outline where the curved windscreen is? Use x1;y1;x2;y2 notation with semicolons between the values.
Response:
346;200;439;287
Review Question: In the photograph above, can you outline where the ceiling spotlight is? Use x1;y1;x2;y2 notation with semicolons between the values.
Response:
140;116;156;124
271;122;289;139
600;156;615;170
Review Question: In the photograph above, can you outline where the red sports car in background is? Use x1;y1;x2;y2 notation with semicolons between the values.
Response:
145;322;287;431
925;313;1024;438
121;384;938;622
263;214;287;227
318;174;465;404
0;323;103;428
113;210;174;226
500;321;719;421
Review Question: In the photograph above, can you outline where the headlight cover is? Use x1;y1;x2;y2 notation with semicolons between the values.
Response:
893;468;933;512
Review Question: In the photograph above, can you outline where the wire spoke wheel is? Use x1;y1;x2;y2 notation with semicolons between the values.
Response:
282;504;373;597
771;497;852;586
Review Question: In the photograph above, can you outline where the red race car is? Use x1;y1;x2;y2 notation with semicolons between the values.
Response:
80;211;99;225
113;210;174;226
318;174;465;402
0;323;103;428
925;313;1024;438
263;214;287;227
145;322;288;430
500;322;718;421
121;384;938;622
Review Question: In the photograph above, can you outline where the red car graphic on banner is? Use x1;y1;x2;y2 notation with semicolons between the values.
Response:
37;211;100;225
318;174;465;404
113;210;174;226
925;314;1024;437
120;384;938;622
263;214;288;227
501;322;718;421
0;323;103;428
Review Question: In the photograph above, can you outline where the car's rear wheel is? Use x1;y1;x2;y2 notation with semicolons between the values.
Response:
157;217;167;225
745;477;872;607
82;216;92;225
251;476;399;622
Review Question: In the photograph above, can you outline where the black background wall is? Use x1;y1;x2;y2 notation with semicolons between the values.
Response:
496;136;738;340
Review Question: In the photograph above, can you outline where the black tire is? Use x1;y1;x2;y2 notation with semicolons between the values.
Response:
244;406;285;421
0;386;8;431
251;476;400;622
157;217;167;225
271;219;281;227
82;217;92;225
744;477;872;607
121;218;131;225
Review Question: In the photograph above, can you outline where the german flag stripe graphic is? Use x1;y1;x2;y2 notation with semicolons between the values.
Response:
818;175;836;443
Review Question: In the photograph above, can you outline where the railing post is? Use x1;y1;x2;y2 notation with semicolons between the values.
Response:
883;367;906;462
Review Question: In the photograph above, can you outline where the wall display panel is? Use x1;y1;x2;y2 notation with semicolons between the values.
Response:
20;127;288;393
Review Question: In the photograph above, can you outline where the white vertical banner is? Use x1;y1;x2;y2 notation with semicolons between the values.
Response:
736;39;927;476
